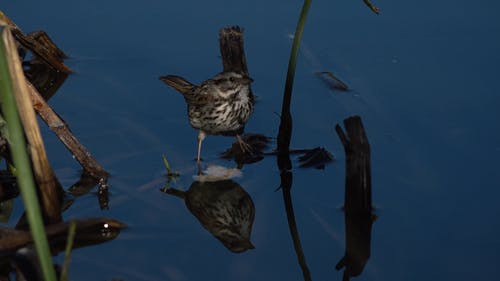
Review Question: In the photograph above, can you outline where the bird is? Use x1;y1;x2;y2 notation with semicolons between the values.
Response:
159;71;254;163
163;179;256;253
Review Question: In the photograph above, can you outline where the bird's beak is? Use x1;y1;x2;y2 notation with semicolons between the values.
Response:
244;76;254;84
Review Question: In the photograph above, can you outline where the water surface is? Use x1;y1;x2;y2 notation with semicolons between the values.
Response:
3;0;500;280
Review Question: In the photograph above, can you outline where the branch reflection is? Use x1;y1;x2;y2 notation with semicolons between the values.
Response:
0;217;125;279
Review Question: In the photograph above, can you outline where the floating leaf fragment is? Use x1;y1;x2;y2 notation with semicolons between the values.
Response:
162;154;180;178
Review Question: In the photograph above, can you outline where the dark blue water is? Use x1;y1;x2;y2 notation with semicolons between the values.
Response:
3;0;500;280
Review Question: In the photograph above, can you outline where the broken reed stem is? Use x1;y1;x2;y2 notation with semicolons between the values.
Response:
27;81;109;179
0;12;71;73
10;29;72;73
0;25;57;281
4;27;62;223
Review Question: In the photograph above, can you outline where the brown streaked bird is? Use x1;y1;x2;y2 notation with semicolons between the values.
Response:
159;71;254;163
164;179;256;253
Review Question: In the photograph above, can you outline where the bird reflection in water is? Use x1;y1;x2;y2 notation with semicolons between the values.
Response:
162;174;255;253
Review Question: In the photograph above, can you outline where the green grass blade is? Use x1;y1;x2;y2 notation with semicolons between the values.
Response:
277;0;312;160
162;154;172;174
60;221;77;281
282;0;312;110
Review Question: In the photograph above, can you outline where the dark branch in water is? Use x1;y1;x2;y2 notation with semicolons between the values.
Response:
22;31;70;101
27;81;109;179
1;28;63;224
8;26;72;73
0;217;126;255
2;11;107;192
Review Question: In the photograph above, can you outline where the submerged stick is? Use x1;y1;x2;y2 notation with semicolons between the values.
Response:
26;81;109;179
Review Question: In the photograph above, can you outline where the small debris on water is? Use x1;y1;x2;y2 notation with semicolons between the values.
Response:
194;165;242;182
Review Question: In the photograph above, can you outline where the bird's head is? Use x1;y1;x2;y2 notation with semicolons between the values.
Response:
212;71;253;99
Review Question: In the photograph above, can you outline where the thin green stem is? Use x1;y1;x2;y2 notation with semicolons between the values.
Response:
0;27;57;281
60;221;77;281
277;0;312;167
282;0;312;113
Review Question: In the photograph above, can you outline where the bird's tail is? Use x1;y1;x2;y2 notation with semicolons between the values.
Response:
159;75;195;95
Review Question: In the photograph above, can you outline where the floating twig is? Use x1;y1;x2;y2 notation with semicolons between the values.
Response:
362;0;380;14
316;71;349;91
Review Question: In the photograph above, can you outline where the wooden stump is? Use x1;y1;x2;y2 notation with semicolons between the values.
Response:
335;116;375;281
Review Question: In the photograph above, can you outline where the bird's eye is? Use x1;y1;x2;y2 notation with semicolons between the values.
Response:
229;77;235;82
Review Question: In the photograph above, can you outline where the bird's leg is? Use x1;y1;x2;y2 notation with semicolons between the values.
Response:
197;131;206;163
236;134;254;155
196;161;203;175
